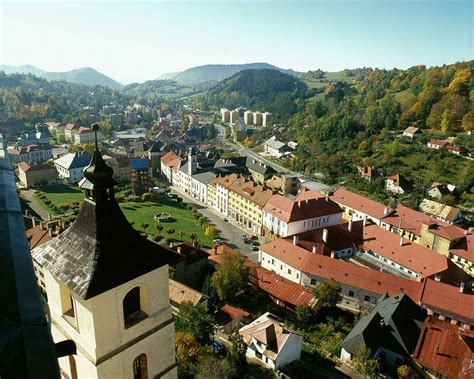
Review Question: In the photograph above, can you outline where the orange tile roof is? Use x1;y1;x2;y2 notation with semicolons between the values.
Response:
294;188;326;201
449;233;474;262
218;304;250;320
160;151;182;172
382;204;446;235
229;177;274;207
264;194;342;223
420;279;474;322
414;317;474;379
209;173;240;189
429;139;450;147
260;238;422;301
249;265;316;308
330;187;392;220
18;162;55;173
362;223;449;277
26;225;53;250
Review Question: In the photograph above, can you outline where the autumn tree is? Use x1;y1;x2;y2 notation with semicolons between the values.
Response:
204;225;219;239
353;342;380;378
175;331;203;377
174;302;214;345
211;253;248;301
312;279;342;307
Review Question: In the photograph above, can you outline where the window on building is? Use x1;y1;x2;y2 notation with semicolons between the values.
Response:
348;291;355;297
123;287;148;329
287;269;292;275
59;283;77;327
310;278;317;285
364;295;370;302
133;354;148;379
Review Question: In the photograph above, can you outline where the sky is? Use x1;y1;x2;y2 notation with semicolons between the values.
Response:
0;0;472;84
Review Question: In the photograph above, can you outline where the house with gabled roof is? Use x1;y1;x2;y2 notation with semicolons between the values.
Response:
341;293;426;372
262;192;343;238
419;198;463;225
239;312;303;370
385;173;412;194
402;126;422;140
53;152;90;183
413;316;474;379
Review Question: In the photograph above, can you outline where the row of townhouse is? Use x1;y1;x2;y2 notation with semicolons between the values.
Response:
64;123;102;144
331;187;474;275
259;233;474;330
8;144;53;165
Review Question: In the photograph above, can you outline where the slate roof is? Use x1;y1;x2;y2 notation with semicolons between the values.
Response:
245;156;277;176
32;198;182;299
342;293;426;356
53;152;91;170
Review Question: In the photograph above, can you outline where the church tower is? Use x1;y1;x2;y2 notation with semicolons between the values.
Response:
187;146;197;176
32;125;180;379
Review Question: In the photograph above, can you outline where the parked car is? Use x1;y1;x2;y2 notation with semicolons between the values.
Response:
251;245;259;252
243;235;250;244
209;340;226;356
213;238;222;245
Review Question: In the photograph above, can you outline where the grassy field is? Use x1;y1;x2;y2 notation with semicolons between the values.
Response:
35;184;212;247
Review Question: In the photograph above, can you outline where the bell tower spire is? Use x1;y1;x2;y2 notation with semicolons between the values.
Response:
79;124;118;201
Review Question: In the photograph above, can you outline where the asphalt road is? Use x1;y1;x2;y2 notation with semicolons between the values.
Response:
171;186;260;263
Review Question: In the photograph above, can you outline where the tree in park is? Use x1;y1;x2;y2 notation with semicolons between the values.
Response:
189;232;198;243
175;331;203;378
166;227;175;235
174;302;214;345
353;342;380;378
204;225;219;239
312;278;342;307
156;223;163;232
177;230;185;240
211;253;248;301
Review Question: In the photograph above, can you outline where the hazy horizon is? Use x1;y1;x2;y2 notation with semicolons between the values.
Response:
1;0;472;84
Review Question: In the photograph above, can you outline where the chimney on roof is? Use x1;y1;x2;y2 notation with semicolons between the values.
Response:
32;218;36;227
363;216;367;227
348;220;353;232
460;282;465;293
465;230;468;235
298;201;301;208
325;194;329;202
330;251;336;259
434;275;441;282
177;246;182;254
312;245;317;254
293;235;299;245
399;237;403;247
48;228;53;238
384;207;389;216
322;228;328;243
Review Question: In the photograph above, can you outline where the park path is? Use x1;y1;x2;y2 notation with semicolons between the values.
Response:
19;189;50;220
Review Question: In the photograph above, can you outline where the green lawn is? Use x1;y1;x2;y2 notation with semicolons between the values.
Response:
34;184;212;247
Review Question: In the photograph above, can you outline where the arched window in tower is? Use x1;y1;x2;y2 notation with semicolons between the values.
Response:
123;286;148;328
133;354;148;379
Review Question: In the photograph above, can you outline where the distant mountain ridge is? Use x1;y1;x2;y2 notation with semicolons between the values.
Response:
158;62;302;84
0;64;123;90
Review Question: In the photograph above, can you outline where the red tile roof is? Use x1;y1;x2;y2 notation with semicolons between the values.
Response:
249;265;316;308
382;204;446;235
64;123;78;130
18;162;55;173
449;233;474;262
284;221;363;257
261;237;474;324
75;126;93;135
414;317;474;379
294;188;326;202
330;187;392;220
160;151;182;172
218;304;250;321
428;139;450;147
263;194;342;223
428;223;467;241
362;223;450;277
420;279;474;322
260;238;422;300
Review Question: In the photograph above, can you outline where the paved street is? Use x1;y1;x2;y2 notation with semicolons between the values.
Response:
170;186;260;263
